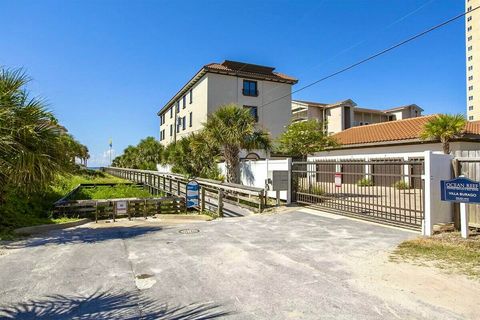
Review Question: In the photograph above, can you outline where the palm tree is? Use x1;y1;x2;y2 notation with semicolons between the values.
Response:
420;114;467;154
0;67;72;197
203;104;271;183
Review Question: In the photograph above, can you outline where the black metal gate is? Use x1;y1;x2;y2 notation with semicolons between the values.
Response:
291;159;425;229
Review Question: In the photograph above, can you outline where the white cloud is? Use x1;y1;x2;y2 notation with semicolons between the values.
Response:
88;148;116;167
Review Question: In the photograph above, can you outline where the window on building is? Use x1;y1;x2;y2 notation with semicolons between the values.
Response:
468;26;472;31
189;89;193;104
182;116;186;130
469;66;473;71
170;107;173;118
469;76;474;81
170;124;173;136
160;114;164;125
468;46;473;51
469;36;472;41
183;95;186;109
189;112;192;127
243;105;258;122
469;106;474;111
469;116;474;121
242;80;258;96
469;86;474;91
468;56;473;61
469;96;474;101
467;16;472;22
177;118;181;133
176;101;180;113
162;129;165;141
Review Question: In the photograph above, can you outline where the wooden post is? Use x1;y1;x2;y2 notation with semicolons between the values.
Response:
144;199;147;219
169;179;172;195
112;201;116;222
177;180;181;196
259;192;264;213
217;189;224;217
95;201;98;223
200;187;205;212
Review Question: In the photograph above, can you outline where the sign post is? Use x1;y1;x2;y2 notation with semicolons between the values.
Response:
440;176;480;238
186;180;200;209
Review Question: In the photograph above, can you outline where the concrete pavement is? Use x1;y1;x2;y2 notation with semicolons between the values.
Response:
0;209;477;319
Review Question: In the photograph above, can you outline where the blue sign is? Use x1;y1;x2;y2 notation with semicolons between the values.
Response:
440;177;480;203
186;180;199;208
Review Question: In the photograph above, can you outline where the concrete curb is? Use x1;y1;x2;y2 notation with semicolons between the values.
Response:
156;214;212;221
14;218;91;235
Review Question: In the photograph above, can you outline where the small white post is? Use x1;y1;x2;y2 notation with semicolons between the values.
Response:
460;202;469;239
286;158;292;205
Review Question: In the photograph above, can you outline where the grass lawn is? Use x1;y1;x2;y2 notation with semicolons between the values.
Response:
391;231;480;279
70;185;153;200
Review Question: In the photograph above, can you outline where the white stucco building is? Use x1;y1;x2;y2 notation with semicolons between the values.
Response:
291;99;423;135
157;60;298;147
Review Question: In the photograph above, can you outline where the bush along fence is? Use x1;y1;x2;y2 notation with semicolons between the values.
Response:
103;167;267;216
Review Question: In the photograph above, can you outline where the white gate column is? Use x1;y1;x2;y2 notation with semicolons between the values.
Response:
423;151;453;236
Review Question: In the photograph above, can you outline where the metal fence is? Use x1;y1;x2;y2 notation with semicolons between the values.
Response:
291;158;425;229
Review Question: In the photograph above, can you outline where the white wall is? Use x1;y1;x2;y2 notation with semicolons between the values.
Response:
218;159;289;200
159;75;209;146
156;163;173;173
207;73;292;139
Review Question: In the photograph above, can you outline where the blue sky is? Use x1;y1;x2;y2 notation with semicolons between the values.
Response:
0;0;466;166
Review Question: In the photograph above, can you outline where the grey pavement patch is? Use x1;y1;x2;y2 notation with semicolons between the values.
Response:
0;210;475;319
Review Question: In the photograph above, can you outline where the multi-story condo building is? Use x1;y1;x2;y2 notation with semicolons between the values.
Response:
157;60;298;146
466;0;479;121
291;99;423;135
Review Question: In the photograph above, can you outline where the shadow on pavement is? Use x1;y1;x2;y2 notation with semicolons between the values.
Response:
5;226;164;249
0;289;233;319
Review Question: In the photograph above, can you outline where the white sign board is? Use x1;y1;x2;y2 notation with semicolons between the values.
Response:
116;201;128;214
335;173;342;188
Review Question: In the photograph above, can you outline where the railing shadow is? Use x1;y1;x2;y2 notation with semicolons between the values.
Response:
0;289;233;319
5;225;164;249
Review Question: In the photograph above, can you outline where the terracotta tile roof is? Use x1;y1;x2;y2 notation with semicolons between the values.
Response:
332;115;480;146
205;61;298;83
158;60;297;115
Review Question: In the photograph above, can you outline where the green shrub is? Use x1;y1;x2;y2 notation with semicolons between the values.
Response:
393;180;410;190
299;184;325;195
357;178;373;187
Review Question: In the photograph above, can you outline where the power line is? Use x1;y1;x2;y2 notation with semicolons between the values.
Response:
260;5;479;109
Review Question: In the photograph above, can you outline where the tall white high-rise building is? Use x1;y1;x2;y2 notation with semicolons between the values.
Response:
466;0;480;120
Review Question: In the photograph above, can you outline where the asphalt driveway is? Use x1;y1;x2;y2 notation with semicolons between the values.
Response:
0;209;477;319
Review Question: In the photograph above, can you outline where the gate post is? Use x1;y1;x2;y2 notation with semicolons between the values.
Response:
287;158;292;205
423;151;453;236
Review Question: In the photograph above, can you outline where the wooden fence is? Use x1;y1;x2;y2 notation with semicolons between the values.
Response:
453;150;480;227
103;167;266;215
54;196;185;222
